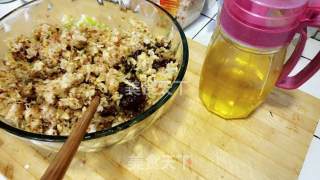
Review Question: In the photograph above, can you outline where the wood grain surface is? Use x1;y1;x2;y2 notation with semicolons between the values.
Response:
0;40;319;180
41;96;100;180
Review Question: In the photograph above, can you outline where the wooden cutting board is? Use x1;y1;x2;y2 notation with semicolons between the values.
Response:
1;40;320;180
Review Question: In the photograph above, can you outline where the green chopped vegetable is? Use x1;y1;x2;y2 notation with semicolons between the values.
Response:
61;15;108;29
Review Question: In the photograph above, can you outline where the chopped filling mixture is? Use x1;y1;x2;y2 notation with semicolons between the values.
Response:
0;17;179;135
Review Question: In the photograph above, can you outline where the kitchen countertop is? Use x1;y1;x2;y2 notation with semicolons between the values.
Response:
0;39;319;180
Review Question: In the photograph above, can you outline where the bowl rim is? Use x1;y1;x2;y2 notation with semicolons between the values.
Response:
0;0;17;4
0;0;189;142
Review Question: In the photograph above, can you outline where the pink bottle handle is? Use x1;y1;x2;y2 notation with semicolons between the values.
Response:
276;3;320;89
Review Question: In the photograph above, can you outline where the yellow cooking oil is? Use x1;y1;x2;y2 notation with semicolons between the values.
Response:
199;26;287;119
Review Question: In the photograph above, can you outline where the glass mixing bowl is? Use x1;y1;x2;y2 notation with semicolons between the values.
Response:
0;0;188;152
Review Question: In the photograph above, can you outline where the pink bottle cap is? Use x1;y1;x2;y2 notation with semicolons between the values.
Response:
220;0;309;48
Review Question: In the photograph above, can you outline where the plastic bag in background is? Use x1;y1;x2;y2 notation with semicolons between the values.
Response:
151;0;205;28
104;0;205;28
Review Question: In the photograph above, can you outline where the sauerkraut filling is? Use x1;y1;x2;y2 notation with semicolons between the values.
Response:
0;17;179;135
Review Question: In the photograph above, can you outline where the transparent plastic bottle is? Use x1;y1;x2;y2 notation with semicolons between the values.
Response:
200;0;320;119
200;26;287;118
